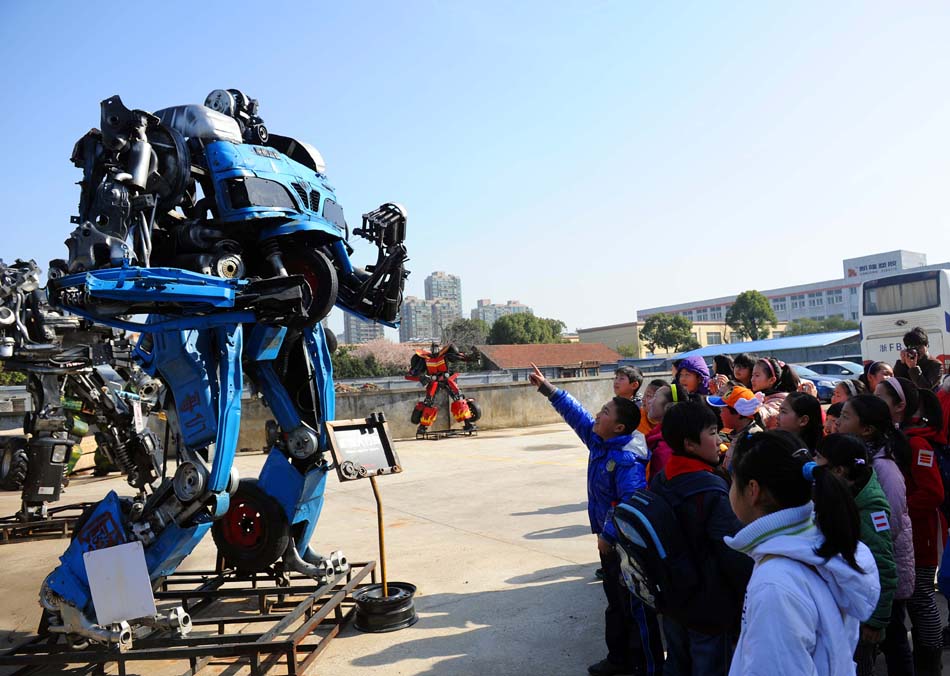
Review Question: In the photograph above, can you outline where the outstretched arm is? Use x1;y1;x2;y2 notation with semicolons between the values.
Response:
530;363;594;446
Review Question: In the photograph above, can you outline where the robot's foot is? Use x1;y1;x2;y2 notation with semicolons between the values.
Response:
416;425;429;437
284;541;348;581
463;421;477;432
41;576;191;650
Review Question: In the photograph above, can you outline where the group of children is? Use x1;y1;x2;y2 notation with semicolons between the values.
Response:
529;326;950;676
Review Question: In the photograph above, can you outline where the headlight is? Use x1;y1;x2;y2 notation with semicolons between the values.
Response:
51;444;69;463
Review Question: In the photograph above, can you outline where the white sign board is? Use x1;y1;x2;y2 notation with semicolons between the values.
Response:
84;541;156;625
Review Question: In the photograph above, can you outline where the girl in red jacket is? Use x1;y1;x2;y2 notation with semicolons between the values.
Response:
876;376;946;674
644;383;688;480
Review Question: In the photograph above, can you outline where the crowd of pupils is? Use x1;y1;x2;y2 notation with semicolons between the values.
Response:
528;326;950;676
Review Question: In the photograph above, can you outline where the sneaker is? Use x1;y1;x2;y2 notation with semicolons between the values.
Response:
587;658;637;676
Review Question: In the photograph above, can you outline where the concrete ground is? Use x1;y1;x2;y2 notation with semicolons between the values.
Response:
0;423;947;675
0;423;607;675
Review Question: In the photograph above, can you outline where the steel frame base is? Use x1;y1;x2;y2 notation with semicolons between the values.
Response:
0;502;94;545
0;560;377;676
415;427;477;440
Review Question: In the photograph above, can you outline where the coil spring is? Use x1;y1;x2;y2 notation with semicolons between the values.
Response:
110;438;135;476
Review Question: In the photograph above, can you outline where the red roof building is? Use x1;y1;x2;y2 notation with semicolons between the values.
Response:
477;343;621;379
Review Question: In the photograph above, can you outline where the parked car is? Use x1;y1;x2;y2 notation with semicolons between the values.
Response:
791;364;841;403
804;361;864;378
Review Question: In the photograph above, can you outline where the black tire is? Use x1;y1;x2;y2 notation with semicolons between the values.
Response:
0;438;29;491
466;398;482;423
211;479;290;573
324;327;338;354
284;249;339;327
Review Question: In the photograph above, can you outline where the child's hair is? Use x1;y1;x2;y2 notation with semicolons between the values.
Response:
877;376;919;425
845;394;912;473
661;400;718;456
615;365;644;388
732;430;863;571
826;402;844;418
817;433;872;489
647;378;668;390
756;357;800;393
836;379;866;399
733;353;756;371
713;355;735;379
861;361;891;389
916;389;944;433
612;396;641;435
784;392;824;452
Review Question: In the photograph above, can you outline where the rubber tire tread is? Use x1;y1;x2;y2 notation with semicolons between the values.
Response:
211;479;290;573
0;441;29;491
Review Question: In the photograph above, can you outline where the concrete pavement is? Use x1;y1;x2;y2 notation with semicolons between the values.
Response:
0;423;608;675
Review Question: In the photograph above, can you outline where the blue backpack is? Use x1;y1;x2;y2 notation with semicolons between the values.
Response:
613;471;735;633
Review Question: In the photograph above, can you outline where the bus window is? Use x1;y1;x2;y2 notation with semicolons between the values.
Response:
863;276;939;315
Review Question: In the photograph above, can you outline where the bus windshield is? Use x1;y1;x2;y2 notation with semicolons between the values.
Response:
863;274;940;315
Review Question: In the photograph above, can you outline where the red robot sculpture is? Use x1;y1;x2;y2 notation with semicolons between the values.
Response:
407;343;481;436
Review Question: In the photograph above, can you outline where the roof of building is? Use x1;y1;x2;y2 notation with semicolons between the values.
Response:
577;320;639;332
477;343;622;369
675;331;859;360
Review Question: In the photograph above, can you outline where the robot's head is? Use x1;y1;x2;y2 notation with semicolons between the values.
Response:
431;342;439;354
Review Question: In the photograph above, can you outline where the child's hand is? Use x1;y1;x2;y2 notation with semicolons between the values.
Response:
798;380;818;397
528;363;546;387
529;363;556;397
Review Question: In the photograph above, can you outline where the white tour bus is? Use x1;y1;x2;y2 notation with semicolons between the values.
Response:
859;268;950;370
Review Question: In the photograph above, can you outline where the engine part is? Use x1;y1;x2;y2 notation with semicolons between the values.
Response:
172;461;207;503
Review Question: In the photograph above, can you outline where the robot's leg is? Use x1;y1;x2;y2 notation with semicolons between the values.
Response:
40;323;242;646
217;324;344;580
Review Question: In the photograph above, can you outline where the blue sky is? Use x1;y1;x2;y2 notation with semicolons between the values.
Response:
2;1;949;338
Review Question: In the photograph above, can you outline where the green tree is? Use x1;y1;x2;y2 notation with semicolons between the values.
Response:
442;318;490;347
783;316;859;337
678;337;702;352
639;313;695;354
487;314;566;344
0;364;26;386
726;290;777;341
616;343;639;358
331;345;406;378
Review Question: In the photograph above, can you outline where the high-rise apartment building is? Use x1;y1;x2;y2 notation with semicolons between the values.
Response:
343;313;385;344
398;296;436;343
424;271;462;320
470;299;533;325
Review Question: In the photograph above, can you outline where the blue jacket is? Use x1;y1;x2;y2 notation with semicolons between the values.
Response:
549;389;648;542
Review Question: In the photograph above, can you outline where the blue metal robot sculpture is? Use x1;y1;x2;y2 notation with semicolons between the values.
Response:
38;90;408;647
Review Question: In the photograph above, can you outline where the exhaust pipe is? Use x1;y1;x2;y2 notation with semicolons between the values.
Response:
283;538;333;580
50;603;133;650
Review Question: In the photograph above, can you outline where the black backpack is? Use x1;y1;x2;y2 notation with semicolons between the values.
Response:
612;471;733;633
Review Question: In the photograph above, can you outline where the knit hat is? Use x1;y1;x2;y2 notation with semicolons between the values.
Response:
707;385;763;417
676;356;711;394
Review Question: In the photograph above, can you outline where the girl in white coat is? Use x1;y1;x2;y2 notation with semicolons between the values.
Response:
726;431;881;676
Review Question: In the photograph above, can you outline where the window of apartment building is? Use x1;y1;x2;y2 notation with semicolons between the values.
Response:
807;291;824;307
771;297;787;312
827;290;843;305
730;334;745;343
772;331;784;339
850;287;858;295
790;293;805;309
691;332;698;342
683;311;694;319
695;309;708;321
851;312;858;320
709;307;723;320
707;331;722;345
